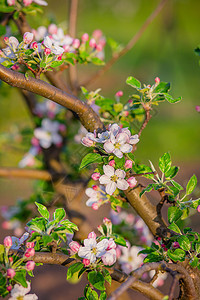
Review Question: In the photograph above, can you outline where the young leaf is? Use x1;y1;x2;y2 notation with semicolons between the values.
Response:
167;249;186;262
177;235;191;251
165;166;179;179
35;202;49;219
80;153;103;170
14;270;28;288
88;271;105;291
67;263;84;280
168;206;183;224
154;82;170;93
53;208;66;222
186;175;197;195
168;222;181;234
163;93;182;104
159;152;171;174
170;180;183;191
126;76;141;89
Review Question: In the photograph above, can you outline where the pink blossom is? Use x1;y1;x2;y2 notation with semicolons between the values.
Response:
127;177;137;188
9;257;13;263
83;258;90;267
89;38;96;48
44;48;51;55
23;32;34;44
99;37;106;47
25;248;35;258
69;241;80;253
197;205;200;213
91;172;100;181
96;44;103;52
23;0;32;6
196;106;200;113
31;42;38;49
4;236;12;248
92;185;98;191
11;64;20;71
72;39;80;49
7;285;12;292
125;160;132;169
7;0;15;5
26;242;35;248
123;111;129;117
4;37;9;44
7;268;16;278
63;45;70;52
92;203;99;210
57;55;62;61
26;261;35;271
81;137;95;147
101;249;116;266
48;24;58;35
155;77;160;84
103;217;111;224
107;239;116;250
87;231;96;239
115;91;123;97
82;33;89;42
92;29;102;40
109;160;115;167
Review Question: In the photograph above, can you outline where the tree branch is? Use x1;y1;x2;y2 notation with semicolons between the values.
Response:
0;167;51;181
82;0;168;87
0;64;104;132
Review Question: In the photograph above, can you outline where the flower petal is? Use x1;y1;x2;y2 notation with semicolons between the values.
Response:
120;143;132;153
84;238;97;248
116;179;129;190
115;169;126;179
116;133;129;144
113;148;123;158
106;182;116;195
85;188;97;198
99;175;111;185
104;141;115;153
129;134;139;145
103;165;115;177
78;246;91;259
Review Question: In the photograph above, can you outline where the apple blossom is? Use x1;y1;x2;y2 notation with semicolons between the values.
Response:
7;285;12;292
99;165;129;195
44;48;51;55
115;91;123;97
23;0;32;6
155;77;160;84
26;261;35;271
85;185;109;208
48;24;58;35
78;238;109;263
33;0;48;5
26;242;35;248
30;42;38;50
196;106;200;112
109;160;115;167
72;39;80;49
83;258;90;267
25;248;35;258
43;36;64;55
23;32;34;44
91;172;100;181
101;248;116;266
89;38;96;48
127;176;137;188
87;231;96;239
125;160;133;169
82;33;89;42
4;236;12;248
69;241;80;253
118;245;144;274
9;282;38;300
107;238;116;250
92;29;103;40
7;268;16;278
92;203;99;210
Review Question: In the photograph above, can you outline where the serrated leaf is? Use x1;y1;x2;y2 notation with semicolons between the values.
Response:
170;180;183;191
80;153;103;169
159;152;171;174
88;271;105;291
35;202;49;219
177;235;191;251
154;82;170;93
163;93;182;103
168;222;181;234
126;76;141;89
67;263;84;280
168;206;183;224
167;249;186;262
53;208;66;222
186;175;197;195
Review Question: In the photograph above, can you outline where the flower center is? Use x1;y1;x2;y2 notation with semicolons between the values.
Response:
115;142;121;149
111;175;118;182
128;256;133;262
17;297;24;300
91;247;97;255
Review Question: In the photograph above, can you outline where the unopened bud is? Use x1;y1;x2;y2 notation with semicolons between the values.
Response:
89;38;96;48
155;77;160;84
72;39;80;49
4;236;12;248
125;160;132;169
44;48;51;55
26;261;35;271
127;177;137;188
69;241;80;253
115;91;123;97
91;173;100;181
87;231;96;239
81;33;89;42
7;269;15;279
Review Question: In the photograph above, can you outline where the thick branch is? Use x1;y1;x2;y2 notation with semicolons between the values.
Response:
82;0;168;87
0;64;104;132
0;167;51;181
125;186;169;238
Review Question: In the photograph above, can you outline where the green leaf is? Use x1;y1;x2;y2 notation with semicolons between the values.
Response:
0;5;15;12
0;24;6;36
86;288;99;300
170;180;183;191
114;103;123;113
88;271;105;291
167;249;186;262
195;243;200;254
186;175;197;195
14;270;28;287
35;202;49;219
163;93;181;103
102;269;112;285
177;235;191;251
0;244;4;256
168;222;181;234
67;263;84;280
190;256;199;268
99;292;107;300
143;252;163;263
154;82;170;93
53;208;66;222
168;206;183;224
91;57;104;65
140;184;154;197
113;235;127;247
114;156;125;168
126;76;141;89
51;60;63;68
42;235;53;246
159;152;171;174
165;166;179;179
80;153;103;169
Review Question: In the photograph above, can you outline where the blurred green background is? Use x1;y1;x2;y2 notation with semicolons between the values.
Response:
0;0;200;168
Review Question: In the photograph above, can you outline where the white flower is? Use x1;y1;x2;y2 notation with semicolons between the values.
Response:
43;36;64;55
34;118;62;149
9;282;38;300
101;248;116;266
99;165;129;195
78;238;109;263
118;245;144;274
84;130;110;144
52;29;73;47
74;125;88;143
34;99;61;118
85;186;108;207
104;124;139;158
33;26;47;41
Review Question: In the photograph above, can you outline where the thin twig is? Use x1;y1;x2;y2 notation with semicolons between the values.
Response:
82;0;168;87
0;167;51;181
138;109;152;138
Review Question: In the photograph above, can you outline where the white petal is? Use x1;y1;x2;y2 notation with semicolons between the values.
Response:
84;238;97;248
110;124;120;136
103;165;114;177
85;188;97;198
116;133;129;144
106;182;116;195
40;139;52;149
44;36;52;48
129;134;139;144
120;143;132;153
52;133;62;145
113;148;123;158
99;175;111;185
115;169;126;179
104;141;115;153
86;198;97;207
33;0;48;5
78;247;91;259
116;179;129;190
96;239;109;256
89;253;96;263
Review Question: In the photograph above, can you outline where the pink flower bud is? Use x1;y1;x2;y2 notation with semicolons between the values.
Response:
11;64;20;71
69;241;80;253
23;0;32;6
125;160;132;169
96;44;103;52
7;269;15;278
26;261;35;271
87;231;96;239
115;91;123;97
99;38;106;47
31;42;38;50
195;106;200;113
197;205;200;213
173;242;180;249
4;236;12;248
44;48;51;55
97;225;104;235
57;55;63;61
83;258;90;267
26;241;35;248
89;38;96;48
92;29;102;40
23;32;34;44
128;99;133;104
81;137;94;147
7;285;12;292
123;111;129;117
9;257;13;263
155;77;160;84
4;37;9;44
48;24;58;35
109;160;115;167
127;177;137;188
7;0;15;5
92;203;99;210
92;185;98;191
81;33;89;42
25;248;35;258
63;45;70;52
103;217;111;224
72;39;80;49
91;172;100;181
107;239;116;250
157;237;162;241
